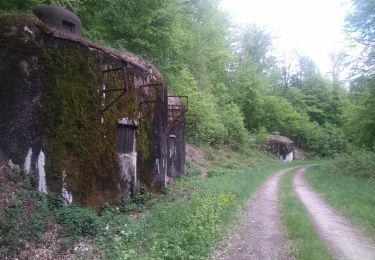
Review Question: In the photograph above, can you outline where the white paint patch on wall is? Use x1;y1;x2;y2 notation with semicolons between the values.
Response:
133;152;137;187
61;170;73;204
156;159;160;175
37;150;47;193
8;159;16;170
24;148;32;174
118;152;137;197
282;151;294;162
23;25;35;38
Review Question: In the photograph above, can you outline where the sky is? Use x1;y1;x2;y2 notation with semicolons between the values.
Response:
220;0;351;74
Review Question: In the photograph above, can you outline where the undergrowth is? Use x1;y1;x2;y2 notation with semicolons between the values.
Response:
323;150;375;180
0;168;100;258
98;163;290;259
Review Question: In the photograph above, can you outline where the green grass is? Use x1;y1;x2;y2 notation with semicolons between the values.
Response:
0;142;319;259
306;166;375;242
280;169;332;260
202;145;274;170
100;163;303;259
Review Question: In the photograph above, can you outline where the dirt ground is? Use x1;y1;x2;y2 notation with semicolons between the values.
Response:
212;166;375;260
293;167;375;260
211;168;294;260
185;144;209;177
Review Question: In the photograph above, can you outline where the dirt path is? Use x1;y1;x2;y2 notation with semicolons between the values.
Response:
293;167;375;260
212;168;294;260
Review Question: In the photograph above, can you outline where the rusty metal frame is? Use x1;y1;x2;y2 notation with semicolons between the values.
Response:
139;83;164;120
167;95;188;132
167;95;188;112
100;67;129;113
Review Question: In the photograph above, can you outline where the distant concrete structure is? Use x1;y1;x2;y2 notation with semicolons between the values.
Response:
268;136;294;162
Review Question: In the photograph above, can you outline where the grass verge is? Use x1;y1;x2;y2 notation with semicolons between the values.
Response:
280;169;332;260
305;166;375;242
1;144;315;258
102;163;295;259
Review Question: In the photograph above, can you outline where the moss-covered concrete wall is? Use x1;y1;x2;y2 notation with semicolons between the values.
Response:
0;14;171;211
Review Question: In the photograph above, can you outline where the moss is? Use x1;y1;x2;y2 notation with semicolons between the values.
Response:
42;40;122;211
137;90;160;187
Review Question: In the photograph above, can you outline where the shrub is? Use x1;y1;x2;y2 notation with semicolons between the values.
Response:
56;205;100;237
251;126;269;151
324;150;375;180
305;122;347;157
0;191;52;256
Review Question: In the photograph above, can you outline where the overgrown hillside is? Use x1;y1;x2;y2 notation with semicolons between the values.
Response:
2;0;375;258
3;0;372;157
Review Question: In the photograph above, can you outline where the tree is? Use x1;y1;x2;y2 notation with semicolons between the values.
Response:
345;0;375;73
344;0;375;149
328;51;348;85
344;76;375;149
234;24;276;73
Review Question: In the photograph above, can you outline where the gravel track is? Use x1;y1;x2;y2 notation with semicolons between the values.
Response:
293;167;375;260
212;168;294;260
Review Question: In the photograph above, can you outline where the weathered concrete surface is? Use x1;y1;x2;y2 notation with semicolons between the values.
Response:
294;168;375;260
167;96;186;180
212;168;294;260
0;13;185;210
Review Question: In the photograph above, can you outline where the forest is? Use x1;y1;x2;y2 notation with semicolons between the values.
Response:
1;0;375;259
1;0;374;157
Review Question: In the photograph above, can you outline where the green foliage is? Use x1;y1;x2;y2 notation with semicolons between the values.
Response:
323;150;375;180
0;0;41;13
251;126;270;151
0;191;52;256
1;0;354;154
344;76;375;149
100;163;288;259
202;144;273;170
0;169;101;257
305;122;347;157
345;0;375;72
56;205;100;237
168;67;227;145
213;83;249;147
113;192;236;259
0;0;89;13
185;159;201;176
280;170;332;260
230;59;270;131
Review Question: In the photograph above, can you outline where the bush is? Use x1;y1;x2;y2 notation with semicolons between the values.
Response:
56;205;100;237
305;122;347;157
0;191;52;256
251;126;269;151
324;150;375;180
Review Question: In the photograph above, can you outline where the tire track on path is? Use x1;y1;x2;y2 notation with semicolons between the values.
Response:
293;167;375;260
212;167;294;260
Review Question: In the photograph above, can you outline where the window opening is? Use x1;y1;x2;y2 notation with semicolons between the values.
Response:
117;118;136;154
62;19;75;33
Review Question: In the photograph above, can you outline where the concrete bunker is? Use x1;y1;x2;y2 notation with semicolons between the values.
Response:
0;6;187;210
32;5;82;37
268;135;294;162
